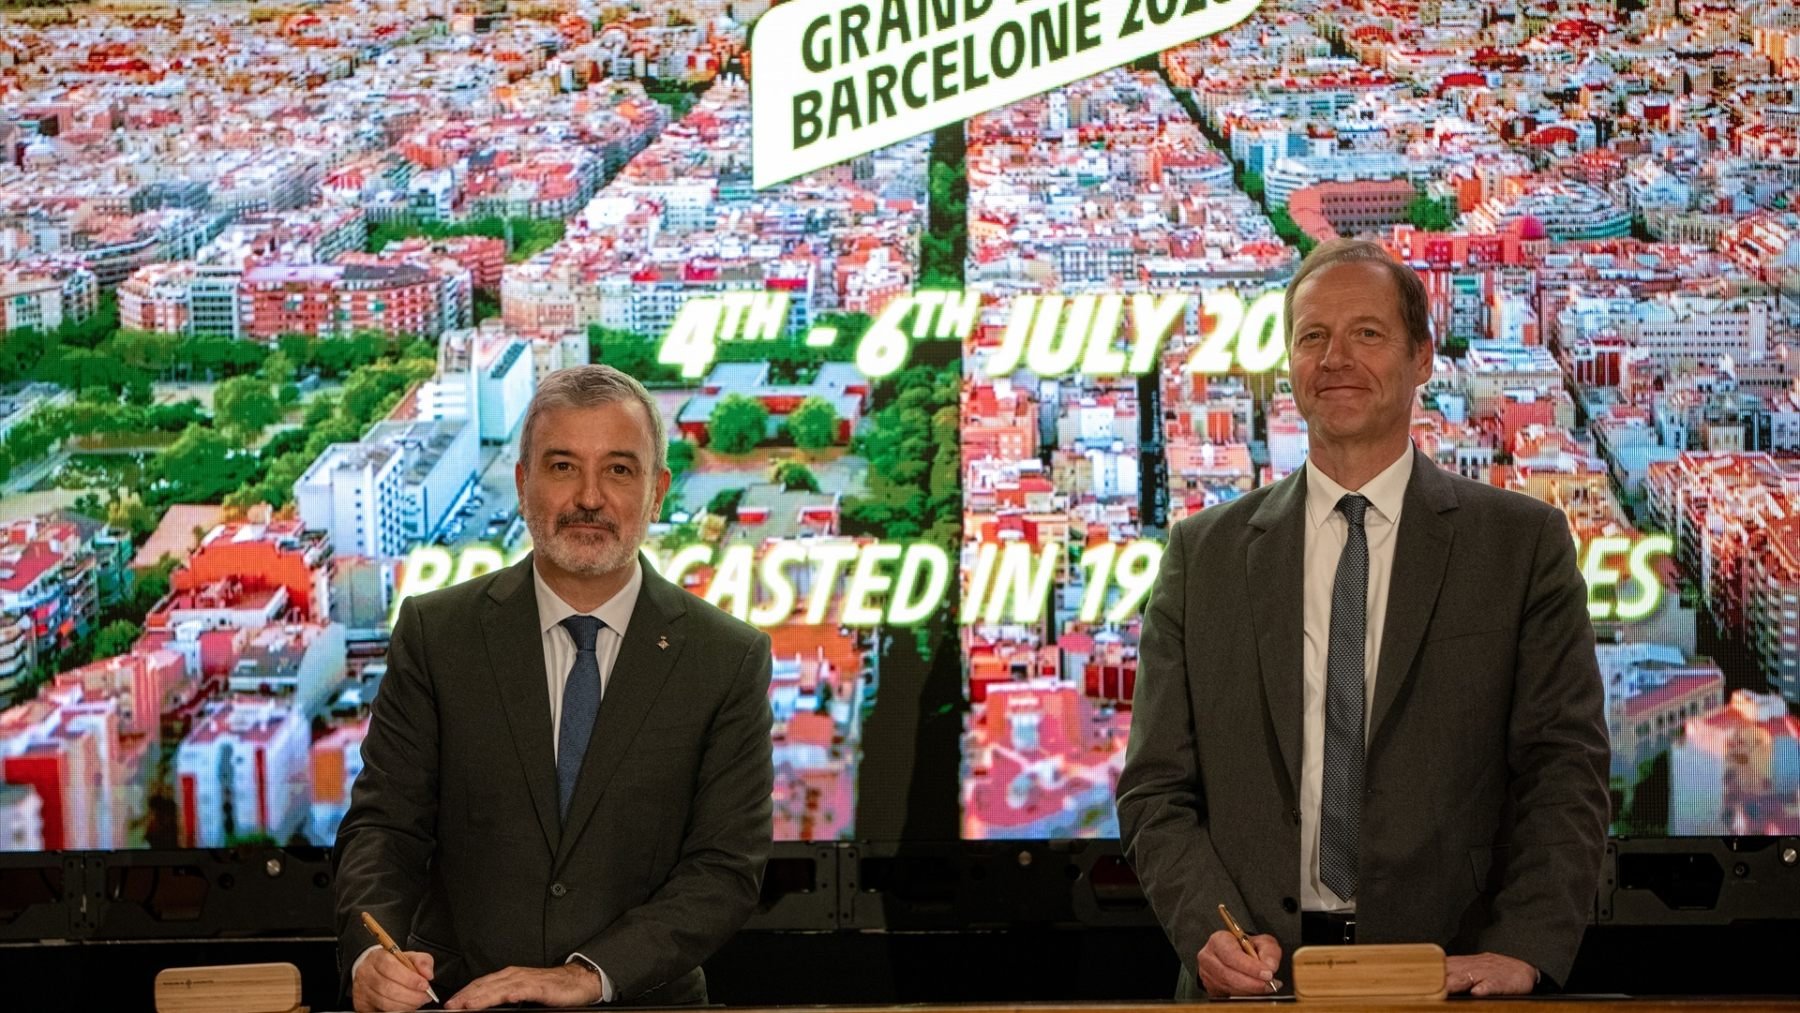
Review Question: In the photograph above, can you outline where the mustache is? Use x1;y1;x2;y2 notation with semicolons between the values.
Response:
556;511;618;533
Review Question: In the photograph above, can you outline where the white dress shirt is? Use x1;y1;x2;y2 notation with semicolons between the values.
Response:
354;559;644;1002
535;558;642;758
1299;448;1412;913
537;557;642;1002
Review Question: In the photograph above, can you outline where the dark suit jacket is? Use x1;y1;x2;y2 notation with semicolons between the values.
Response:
333;552;774;1005
1116;449;1609;996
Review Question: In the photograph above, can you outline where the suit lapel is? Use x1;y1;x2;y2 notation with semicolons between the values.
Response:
1247;469;1308;801
1369;449;1458;746
554;554;689;870
479;555;561;854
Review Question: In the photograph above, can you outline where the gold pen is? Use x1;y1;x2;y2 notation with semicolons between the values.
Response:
1218;903;1282;994
361;910;442;1005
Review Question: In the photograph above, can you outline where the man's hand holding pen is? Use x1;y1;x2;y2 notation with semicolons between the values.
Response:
1200;904;1284;998
353;946;437;1012
356;912;440;1012
1198;929;1283;998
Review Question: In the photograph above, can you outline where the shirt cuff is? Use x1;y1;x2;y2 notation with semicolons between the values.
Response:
351;944;381;982
565;952;614;1003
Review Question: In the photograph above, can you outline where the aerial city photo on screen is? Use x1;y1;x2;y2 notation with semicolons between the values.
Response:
0;0;1797;855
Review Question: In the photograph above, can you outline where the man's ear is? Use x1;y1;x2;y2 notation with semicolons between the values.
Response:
1412;337;1434;384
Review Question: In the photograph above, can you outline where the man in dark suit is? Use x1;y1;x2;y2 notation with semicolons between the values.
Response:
1116;239;1609;1000
334;365;774;1011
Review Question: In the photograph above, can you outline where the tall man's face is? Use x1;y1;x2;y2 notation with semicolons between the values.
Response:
1288;260;1433;451
516;400;670;580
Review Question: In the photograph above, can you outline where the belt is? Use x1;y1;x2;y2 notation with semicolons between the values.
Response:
1300;911;1357;945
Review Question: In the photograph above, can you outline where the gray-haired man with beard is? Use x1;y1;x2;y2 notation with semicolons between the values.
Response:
334;365;775;1011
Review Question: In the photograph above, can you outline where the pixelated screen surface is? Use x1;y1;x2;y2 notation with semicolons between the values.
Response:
0;0;1794;853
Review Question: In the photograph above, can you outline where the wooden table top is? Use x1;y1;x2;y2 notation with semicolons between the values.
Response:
709;1002;1800;1013
318;1001;1800;1013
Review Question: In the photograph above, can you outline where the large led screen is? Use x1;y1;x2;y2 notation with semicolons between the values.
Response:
0;0;1795;853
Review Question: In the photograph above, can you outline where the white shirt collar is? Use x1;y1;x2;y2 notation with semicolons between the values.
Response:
1304;444;1414;531
532;555;644;639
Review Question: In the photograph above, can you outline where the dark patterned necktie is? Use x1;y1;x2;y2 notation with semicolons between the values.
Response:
557;615;605;822
1320;494;1368;901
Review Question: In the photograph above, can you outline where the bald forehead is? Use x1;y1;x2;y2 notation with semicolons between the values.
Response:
1297;259;1400;299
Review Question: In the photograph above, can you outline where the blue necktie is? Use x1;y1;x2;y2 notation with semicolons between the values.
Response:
1320;494;1369;901
557;615;605;822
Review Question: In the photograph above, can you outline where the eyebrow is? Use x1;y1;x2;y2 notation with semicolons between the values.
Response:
541;448;644;464
1296;315;1388;332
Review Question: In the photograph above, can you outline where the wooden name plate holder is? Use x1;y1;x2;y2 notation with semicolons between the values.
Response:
153;961;305;1013
1292;943;1448;1002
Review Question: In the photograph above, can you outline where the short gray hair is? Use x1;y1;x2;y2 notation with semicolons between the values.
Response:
518;364;668;475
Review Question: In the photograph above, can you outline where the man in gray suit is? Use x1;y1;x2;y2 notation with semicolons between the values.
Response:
334;365;774;1011
1116;240;1609;999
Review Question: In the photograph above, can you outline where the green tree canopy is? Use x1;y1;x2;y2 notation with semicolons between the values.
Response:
177;336;271;378
707;487;744;519
1408;192;1456;231
787;396;840;451
588;325;684;386
36;346;142;393
213;376;281;439
146;425;259;506
667;439;697;477
92;619;142;661
57;292;118;350
841;364;957;544
106;497;159;538
1269;206;1318;255
260;350;303;406
708;394;768;454
0;328;54;384
774;460;820;492
107;330;181;376
131;555;179;613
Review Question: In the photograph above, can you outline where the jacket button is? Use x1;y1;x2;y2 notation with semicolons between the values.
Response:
1281;897;1299;914
1289;808;1301;824
550;882;568;898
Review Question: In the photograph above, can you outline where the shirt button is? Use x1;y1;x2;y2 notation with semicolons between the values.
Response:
550;882;568;898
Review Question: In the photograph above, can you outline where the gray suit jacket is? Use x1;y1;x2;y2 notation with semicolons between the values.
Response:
333;552;774;1005
1116;449;1609;995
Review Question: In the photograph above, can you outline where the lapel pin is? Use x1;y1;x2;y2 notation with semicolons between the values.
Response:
657;635;670;650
